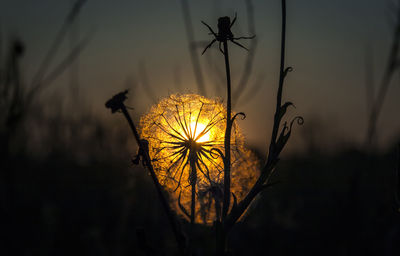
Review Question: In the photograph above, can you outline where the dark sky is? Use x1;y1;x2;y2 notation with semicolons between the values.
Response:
1;0;399;152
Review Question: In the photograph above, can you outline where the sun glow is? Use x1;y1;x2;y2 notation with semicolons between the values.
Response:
185;121;210;143
140;94;259;224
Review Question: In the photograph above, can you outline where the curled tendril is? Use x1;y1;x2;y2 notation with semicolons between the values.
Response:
232;112;246;123
275;116;304;156
281;116;304;137
290;116;304;130
283;66;294;78
210;148;225;160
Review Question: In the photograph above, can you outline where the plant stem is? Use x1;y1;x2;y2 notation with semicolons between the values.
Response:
365;59;397;147
215;220;227;255
365;7;400;147
189;150;197;253
180;0;207;95
217;39;232;256
222;40;232;221
190;158;196;226
396;143;400;213
225;0;287;232
119;105;187;255
232;0;258;104
31;0;87;90
225;163;276;230
268;0;286;162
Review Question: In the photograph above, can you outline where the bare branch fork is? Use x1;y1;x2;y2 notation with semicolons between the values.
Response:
105;91;187;255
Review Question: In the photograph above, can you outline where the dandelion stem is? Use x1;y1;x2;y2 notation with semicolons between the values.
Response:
118;104;187;255
225;0;288;232
215;38;233;256
189;155;197;226
189;150;197;252
222;39;232;221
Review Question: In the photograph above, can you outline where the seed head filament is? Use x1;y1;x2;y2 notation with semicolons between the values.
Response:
140;94;259;225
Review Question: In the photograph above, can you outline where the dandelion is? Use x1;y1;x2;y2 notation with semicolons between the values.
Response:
140;93;259;224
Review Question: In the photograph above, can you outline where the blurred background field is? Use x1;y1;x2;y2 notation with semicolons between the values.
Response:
0;0;399;255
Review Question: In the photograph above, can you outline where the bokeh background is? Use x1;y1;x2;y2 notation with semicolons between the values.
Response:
0;0;399;255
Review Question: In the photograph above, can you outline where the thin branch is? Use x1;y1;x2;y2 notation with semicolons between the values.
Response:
26;30;93;105
225;0;299;231
105;91;187;255
31;0;88;89
269;0;287;161
395;143;400;213
365;1;400;147
364;43;375;114
222;39;232;221
180;0;207;95
68;0;81;100
232;0;258;105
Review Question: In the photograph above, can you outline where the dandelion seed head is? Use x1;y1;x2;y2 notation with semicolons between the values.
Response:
140;94;259;224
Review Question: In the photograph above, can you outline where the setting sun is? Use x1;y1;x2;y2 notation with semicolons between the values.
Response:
139;94;259;224
185;121;210;143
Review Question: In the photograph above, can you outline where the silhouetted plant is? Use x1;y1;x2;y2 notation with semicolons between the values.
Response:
179;0;260;102
106;0;302;255
0;2;95;255
139;94;258;225
200;1;302;253
0;0;89;155
105;91;187;255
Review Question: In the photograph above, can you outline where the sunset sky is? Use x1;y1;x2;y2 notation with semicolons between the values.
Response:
1;0;399;152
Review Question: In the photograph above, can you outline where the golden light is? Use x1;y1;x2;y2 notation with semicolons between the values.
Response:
140;94;259;224
187;121;210;143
